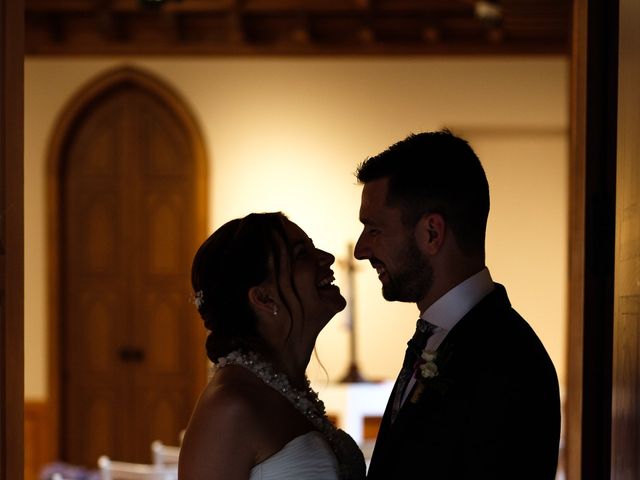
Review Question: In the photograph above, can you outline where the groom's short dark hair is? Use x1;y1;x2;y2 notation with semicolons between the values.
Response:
355;129;490;256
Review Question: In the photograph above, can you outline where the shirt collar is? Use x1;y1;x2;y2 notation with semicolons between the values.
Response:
420;268;495;331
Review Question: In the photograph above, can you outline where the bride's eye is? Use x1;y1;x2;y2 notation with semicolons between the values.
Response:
292;244;308;260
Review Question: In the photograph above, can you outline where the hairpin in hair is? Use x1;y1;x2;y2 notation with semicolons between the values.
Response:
193;290;205;309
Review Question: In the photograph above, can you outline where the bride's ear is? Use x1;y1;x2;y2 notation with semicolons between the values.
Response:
248;284;279;317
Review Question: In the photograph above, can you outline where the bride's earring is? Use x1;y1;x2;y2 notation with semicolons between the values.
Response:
272;304;279;316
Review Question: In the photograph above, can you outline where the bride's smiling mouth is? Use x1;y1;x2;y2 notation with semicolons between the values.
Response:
317;272;338;289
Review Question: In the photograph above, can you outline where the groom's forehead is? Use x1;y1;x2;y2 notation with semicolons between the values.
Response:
361;178;390;208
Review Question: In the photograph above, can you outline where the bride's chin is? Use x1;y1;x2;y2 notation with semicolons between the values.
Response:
317;288;347;313
330;296;347;315
326;289;346;308
319;303;346;327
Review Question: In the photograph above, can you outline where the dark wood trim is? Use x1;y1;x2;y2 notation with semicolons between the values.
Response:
566;1;587;477
24;401;53;480
25;43;569;57
580;0;618;477
0;1;25;479
46;65;209;461
25;0;571;56
567;0;618;479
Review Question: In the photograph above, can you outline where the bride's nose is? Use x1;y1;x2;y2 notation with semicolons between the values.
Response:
316;248;335;266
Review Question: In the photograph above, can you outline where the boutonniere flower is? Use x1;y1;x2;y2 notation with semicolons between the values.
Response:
418;350;439;379
409;345;455;404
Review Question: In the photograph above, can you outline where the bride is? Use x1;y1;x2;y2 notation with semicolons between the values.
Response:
179;212;366;480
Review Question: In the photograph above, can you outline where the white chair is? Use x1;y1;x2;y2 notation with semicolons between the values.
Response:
151;440;180;466
50;472;83;480
98;455;177;480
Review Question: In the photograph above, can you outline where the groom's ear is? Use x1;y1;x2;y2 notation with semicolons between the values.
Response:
415;213;446;255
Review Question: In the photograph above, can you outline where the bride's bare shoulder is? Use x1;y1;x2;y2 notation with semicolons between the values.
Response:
182;366;268;457
179;368;260;480
196;366;265;420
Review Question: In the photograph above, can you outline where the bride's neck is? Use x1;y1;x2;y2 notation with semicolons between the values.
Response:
267;350;311;389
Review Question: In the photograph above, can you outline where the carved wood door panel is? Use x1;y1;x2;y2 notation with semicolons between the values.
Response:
60;79;205;467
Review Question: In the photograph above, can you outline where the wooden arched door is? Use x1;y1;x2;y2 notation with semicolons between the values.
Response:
52;67;207;467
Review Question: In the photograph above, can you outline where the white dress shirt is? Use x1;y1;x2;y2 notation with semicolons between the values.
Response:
400;268;495;406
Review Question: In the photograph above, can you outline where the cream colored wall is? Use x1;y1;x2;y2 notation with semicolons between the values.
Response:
24;57;568;401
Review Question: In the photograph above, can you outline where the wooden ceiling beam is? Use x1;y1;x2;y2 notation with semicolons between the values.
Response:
25;0;570;56
227;0;246;43
24;0;477;14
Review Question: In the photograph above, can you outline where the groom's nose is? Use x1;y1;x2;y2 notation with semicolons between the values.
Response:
353;233;369;260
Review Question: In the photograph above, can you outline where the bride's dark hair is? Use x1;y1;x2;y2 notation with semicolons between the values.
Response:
191;212;293;363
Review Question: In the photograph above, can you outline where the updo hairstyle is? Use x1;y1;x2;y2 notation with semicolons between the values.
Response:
191;212;295;363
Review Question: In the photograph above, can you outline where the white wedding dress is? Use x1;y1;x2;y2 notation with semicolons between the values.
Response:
249;431;340;480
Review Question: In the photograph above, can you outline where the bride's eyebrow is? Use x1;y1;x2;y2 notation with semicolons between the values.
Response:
292;240;307;252
292;238;313;254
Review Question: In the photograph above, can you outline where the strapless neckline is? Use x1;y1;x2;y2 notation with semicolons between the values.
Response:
250;431;340;480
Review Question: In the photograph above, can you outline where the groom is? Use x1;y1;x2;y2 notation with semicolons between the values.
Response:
354;130;560;479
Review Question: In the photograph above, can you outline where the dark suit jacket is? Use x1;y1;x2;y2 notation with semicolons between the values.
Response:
367;284;560;479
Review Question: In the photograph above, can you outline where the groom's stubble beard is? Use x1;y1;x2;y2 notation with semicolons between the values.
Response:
381;235;433;303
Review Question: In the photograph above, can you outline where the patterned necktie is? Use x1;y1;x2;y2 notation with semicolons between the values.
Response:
390;318;436;423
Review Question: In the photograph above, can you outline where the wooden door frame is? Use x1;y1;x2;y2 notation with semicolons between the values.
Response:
566;0;619;478
45;66;209;461
1;1;24;479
